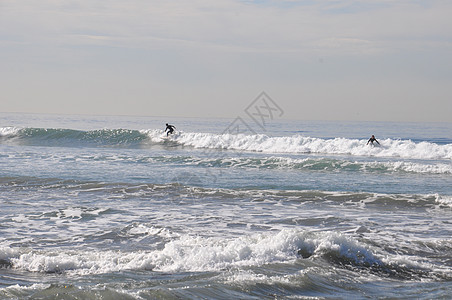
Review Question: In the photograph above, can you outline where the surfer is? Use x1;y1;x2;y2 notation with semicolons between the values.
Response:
367;135;380;145
165;123;176;136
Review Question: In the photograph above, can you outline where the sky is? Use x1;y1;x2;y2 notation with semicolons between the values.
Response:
1;0;451;122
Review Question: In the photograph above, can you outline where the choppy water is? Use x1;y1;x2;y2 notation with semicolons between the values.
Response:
0;112;451;299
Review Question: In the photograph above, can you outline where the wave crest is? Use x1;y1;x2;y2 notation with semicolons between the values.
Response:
1;127;148;147
144;130;452;160
2;229;447;281
2;127;451;160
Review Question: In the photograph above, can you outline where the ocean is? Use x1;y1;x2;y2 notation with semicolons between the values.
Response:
0;111;451;299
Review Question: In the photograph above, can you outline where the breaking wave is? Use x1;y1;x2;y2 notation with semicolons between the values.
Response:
144;130;452;160
1;229;446;280
1;127;451;160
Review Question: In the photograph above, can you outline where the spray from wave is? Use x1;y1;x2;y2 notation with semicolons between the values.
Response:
143;130;452;160
2;127;451;159
1;228;447;281
0;229;435;276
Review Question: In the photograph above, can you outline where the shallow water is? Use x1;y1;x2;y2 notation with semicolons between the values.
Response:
0;112;451;299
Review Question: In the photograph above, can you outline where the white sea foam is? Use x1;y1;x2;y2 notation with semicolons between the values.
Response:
435;194;452;207
0;126;21;136
235;157;452;174
142;130;452;160
0;283;52;296
366;161;452;174
0;246;20;261
222;269;296;285
5;229;386;275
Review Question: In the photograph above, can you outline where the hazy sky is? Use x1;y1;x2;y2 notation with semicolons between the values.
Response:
1;0;451;122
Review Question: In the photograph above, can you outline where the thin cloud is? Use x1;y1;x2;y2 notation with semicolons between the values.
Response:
1;0;451;121
2;0;451;54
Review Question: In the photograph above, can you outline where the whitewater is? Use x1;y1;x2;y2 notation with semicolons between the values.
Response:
0;113;451;299
2;126;451;160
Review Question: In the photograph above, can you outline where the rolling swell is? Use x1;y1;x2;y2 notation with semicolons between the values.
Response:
2;127;451;160
147;156;452;175
0;127;148;148
1;175;449;209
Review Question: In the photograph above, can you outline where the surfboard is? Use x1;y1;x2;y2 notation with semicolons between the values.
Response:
368;143;382;148
162;133;176;140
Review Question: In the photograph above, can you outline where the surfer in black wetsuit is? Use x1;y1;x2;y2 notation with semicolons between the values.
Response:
165;123;176;136
367;135;380;145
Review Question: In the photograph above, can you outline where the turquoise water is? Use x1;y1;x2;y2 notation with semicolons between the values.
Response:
1;112;451;299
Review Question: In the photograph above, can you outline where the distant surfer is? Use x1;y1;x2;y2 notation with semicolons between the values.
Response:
165;123;176;136
367;135;380;145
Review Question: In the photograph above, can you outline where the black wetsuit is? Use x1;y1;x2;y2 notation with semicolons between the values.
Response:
367;137;380;145
165;124;176;136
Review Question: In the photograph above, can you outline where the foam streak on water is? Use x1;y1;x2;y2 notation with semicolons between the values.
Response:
0;114;451;299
